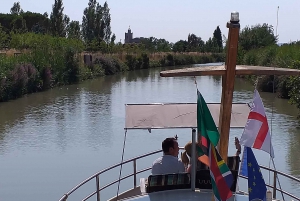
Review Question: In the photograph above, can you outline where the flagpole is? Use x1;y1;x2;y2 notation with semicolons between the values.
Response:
235;146;245;196
235;146;245;201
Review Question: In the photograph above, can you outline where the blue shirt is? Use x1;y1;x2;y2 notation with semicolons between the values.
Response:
151;155;185;175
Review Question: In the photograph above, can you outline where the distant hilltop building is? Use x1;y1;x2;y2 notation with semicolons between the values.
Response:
125;26;144;44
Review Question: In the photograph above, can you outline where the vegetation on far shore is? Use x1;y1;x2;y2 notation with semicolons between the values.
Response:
1;1;300;116
238;42;300;116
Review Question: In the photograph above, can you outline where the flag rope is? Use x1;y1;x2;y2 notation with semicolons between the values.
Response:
268;3;279;192
254;77;261;90
260;8;285;198
271;157;285;200
267;6;285;199
116;129;128;200
194;76;198;90
267;60;286;199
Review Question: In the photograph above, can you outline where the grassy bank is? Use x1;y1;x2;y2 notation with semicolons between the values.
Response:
0;46;225;102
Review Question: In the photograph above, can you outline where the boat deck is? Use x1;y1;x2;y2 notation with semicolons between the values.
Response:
119;189;248;201
58;147;300;201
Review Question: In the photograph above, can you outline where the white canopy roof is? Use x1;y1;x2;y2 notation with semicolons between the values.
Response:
125;103;250;129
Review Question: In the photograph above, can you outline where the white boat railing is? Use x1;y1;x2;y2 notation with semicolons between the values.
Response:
58;148;300;201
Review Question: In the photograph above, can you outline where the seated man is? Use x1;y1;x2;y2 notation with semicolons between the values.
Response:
151;137;185;175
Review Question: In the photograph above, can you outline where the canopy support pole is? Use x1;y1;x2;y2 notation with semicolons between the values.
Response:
191;128;196;191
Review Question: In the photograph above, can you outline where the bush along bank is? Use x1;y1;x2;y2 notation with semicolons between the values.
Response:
238;43;300;117
0;51;225;102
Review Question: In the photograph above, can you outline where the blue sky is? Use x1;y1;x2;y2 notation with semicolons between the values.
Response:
1;0;299;43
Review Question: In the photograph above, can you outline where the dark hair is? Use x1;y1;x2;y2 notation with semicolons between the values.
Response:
162;137;176;153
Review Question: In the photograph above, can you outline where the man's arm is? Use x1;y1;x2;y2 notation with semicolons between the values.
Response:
235;137;241;156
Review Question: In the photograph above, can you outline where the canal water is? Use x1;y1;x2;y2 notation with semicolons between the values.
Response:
0;64;299;201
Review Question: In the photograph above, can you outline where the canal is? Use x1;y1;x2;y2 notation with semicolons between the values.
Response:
1;64;299;201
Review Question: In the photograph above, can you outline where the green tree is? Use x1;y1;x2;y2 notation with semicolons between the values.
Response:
21;12;50;34
187;33;204;52
82;0;111;47
10;2;24;15
205;37;218;53
140;37;157;52
286;61;300;117
172;40;188;52
67;21;81;39
63;14;70;34
0;12;49;34
11;16;27;33
100;1;111;44
50;0;68;37
0;24;8;48
239;23;277;51
99;40;108;53
156;38;172;52
94;3;103;44
82;0;97;43
108;33;116;53
213;26;222;52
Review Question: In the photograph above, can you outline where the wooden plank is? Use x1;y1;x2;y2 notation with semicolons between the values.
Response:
160;66;226;77
160;65;300;77
218;25;240;163
236;65;300;75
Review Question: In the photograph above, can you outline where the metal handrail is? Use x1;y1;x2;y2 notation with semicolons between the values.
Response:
246;165;300;200
239;175;300;201
82;168;152;201
59;148;168;201
259;165;300;184
59;148;300;201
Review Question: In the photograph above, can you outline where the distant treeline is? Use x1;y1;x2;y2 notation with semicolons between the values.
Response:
0;1;224;53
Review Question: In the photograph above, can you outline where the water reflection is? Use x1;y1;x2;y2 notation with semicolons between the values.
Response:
124;68;150;83
0;75;121;153
212;76;221;86
288;126;300;177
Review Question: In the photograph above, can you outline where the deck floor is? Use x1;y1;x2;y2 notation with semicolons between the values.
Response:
115;189;250;201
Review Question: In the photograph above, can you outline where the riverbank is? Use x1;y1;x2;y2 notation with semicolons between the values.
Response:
0;50;225;102
238;43;300;117
2;42;300;118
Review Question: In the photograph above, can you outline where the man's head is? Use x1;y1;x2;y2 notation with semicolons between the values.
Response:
162;137;179;156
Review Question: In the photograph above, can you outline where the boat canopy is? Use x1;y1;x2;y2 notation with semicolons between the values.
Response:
160;65;300;77
125;103;250;129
